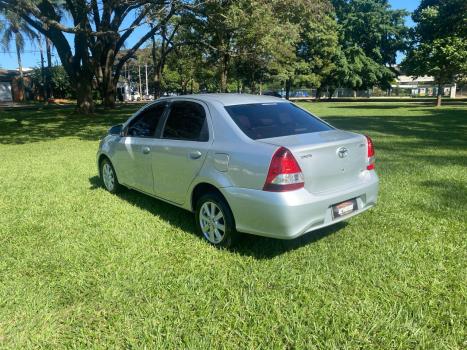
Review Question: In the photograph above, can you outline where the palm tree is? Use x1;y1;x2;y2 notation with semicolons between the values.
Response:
0;10;37;101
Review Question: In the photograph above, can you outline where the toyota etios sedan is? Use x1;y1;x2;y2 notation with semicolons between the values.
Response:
97;94;379;247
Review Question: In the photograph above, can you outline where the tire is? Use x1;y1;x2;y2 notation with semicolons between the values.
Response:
100;158;122;194
195;192;239;248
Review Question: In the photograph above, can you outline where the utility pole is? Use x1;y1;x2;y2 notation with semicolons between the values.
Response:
138;64;142;97
145;63;149;96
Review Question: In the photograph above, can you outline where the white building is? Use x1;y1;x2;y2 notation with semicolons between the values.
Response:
392;75;457;98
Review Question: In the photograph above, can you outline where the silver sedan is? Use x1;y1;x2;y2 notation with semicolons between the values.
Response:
97;94;379;247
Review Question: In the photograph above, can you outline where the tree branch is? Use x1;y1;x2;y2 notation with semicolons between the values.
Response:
115;7;151;52
115;3;178;74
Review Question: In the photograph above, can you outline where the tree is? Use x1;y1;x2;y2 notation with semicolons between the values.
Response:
402;0;467;106
270;0;337;99
294;1;340;98
185;0;298;92
0;0;185;113
332;0;407;95
233;1;298;94
0;9;37;101
148;17;180;98
90;1;183;108
164;45;200;94
30;65;74;99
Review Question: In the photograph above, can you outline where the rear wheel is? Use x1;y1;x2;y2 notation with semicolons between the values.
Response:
195;192;239;248
100;158;122;194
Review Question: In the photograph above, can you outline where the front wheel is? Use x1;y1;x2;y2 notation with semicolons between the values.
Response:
100;158;122;194
195;192;239;248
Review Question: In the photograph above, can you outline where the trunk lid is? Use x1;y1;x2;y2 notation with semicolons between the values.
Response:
258;130;367;194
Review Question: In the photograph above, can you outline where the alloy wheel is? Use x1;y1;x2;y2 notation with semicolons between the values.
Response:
199;201;226;244
102;163;115;191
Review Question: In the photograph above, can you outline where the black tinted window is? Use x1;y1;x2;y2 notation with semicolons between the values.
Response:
163;102;208;141
225;103;332;140
128;103;166;137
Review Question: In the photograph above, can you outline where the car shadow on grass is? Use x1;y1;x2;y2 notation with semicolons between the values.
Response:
233;222;346;259
89;176;345;259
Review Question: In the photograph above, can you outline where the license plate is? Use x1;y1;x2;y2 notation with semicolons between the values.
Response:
332;199;357;219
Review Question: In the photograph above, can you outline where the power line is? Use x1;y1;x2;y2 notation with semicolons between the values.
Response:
2;50;54;54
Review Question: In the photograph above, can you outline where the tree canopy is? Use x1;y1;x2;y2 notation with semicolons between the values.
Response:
0;0;186;113
402;0;467;106
1;0;464;111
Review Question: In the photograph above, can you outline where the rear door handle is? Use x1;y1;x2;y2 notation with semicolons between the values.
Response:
142;146;150;154
189;150;202;159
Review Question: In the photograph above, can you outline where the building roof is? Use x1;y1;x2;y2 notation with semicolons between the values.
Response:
0;68;34;82
395;75;435;84
0;69;19;82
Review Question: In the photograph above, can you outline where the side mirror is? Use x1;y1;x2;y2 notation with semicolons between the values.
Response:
108;124;123;136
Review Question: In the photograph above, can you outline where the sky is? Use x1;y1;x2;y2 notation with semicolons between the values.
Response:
0;0;421;70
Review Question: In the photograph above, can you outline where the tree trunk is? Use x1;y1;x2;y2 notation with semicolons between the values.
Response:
220;70;228;92
15;33;25;102
99;73;116;109
102;82;116;109
250;80;256;94
220;54;229;93
353;90;357;98
154;65;163;99
285;78;291;100
46;37;53;99
75;75;94;114
96;45;117;109
436;84;442;107
38;35;47;101
151;32;162;98
316;87;322;100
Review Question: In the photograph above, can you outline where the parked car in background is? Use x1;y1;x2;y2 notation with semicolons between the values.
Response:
130;92;141;101
97;94;378;247
262;91;283;98
293;90;310;97
143;94;155;101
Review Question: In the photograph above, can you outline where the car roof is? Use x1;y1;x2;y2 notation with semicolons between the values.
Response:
158;93;286;106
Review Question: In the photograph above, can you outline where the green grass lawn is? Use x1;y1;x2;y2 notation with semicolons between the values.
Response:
0;101;466;349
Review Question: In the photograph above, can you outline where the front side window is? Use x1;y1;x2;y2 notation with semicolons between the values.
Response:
224;102;332;140
127;103;166;137
163;101;208;141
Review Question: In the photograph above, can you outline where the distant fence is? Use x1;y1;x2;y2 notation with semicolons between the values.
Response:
284;85;467;100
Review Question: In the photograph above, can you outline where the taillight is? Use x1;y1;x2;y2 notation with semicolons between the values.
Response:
366;135;375;170
263;147;304;192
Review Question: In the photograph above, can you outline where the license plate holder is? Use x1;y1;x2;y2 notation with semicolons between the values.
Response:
332;198;357;219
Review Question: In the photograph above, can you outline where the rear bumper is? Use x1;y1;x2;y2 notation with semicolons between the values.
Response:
222;171;379;239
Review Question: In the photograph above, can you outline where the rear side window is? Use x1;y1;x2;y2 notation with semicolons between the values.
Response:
163;101;209;141
225;102;332;140
127;103;166;137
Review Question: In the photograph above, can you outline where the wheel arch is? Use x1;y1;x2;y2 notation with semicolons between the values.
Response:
191;182;230;212
97;153;121;183
98;153;111;177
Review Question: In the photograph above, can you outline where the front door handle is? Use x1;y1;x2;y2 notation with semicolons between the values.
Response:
189;150;202;159
142;146;150;154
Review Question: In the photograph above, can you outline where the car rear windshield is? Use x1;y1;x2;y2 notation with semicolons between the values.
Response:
224;102;332;140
